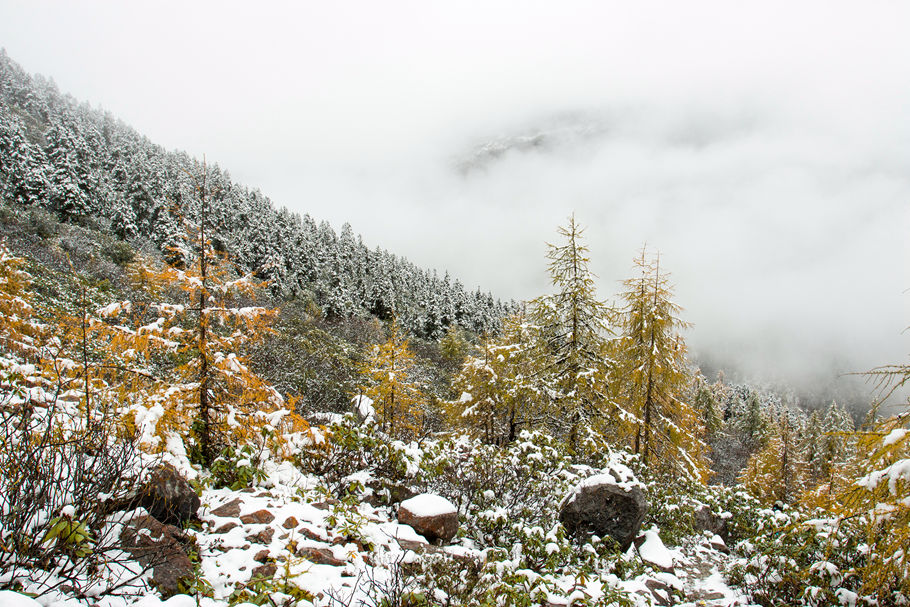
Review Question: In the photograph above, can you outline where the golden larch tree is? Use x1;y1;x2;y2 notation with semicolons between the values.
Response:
358;319;426;440
449;314;546;444
615;247;707;481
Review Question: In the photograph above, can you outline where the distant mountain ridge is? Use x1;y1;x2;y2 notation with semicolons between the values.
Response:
0;49;512;338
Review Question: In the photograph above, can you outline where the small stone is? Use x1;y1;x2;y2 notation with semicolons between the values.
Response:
240;509;275;525
644;580;673;607
213;522;238;534
139;464;201;525
694;505;728;540
298;546;346;567
282;516;299;529
246;527;274;544
251;563;277;580
709;534;730;554
299;527;326;542
120;515;193;598
211;498;243;518
254;549;271;563
397;494;459;544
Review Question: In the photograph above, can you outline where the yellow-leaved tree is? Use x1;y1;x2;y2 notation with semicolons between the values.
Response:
739;414;807;504
357;319;426;440
99;164;308;465
449;314;546;444
614;247;708;481
0;244;43;362
812;363;910;599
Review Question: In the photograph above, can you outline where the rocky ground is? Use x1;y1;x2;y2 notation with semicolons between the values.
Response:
4;448;756;607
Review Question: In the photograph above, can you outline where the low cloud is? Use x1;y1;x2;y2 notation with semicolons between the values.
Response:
3;0;908;407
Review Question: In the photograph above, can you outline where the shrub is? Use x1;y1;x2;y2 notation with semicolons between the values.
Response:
0;390;156;598
103;238;135;267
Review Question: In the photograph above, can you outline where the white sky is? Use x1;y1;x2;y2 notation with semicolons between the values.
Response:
2;0;909;398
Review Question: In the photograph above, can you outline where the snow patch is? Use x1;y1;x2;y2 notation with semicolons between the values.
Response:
883;428;908;447
637;529;674;571
0;591;43;607
400;493;456;517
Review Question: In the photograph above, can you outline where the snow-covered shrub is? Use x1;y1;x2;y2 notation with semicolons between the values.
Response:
415;431;642;581
296;416;419;502
727;511;874;606
643;477;770;546
415;431;576;549
407;549;635;607
0;396;154;597
209;442;268;490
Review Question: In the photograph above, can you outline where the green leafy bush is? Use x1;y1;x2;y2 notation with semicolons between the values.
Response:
210;443;268;490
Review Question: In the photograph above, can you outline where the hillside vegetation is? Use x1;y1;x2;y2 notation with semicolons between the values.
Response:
1;51;909;607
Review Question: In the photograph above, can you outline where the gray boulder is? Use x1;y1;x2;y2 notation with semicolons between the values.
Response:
139;464;200;525
120;515;194;597
694;505;728;541
559;474;648;550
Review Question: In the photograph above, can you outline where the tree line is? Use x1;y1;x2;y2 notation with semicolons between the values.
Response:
0;49;513;340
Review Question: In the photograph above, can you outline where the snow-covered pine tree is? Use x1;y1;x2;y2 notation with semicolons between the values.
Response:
449;314;545;444
357;319;427;440
0;108;49;207
802;408;825;484
0;51;512;338
692;374;723;439
734;391;772;453
615;247;707;481
530;215;616;451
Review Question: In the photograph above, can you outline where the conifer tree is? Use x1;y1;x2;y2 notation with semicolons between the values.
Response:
615;247;707;480
99;163;308;465
439;323;471;370
735;391;772;453
530;215;616;449
802;409;825;483
821;400;854;460
740;413;806;504
449;314;545;444
358;319;426;440
803;357;910;600
692;374;723;439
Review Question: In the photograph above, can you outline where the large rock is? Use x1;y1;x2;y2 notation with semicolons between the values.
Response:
139;464;200;525
694;505;728;541
559;474;648;550
120;515;195;597
397;493;458;544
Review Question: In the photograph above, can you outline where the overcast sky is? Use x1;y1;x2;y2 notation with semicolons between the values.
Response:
2;0;909;402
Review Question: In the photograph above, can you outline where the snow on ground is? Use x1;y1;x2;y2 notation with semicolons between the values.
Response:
637;528;675;571
0;590;44;607
1;433;755;607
